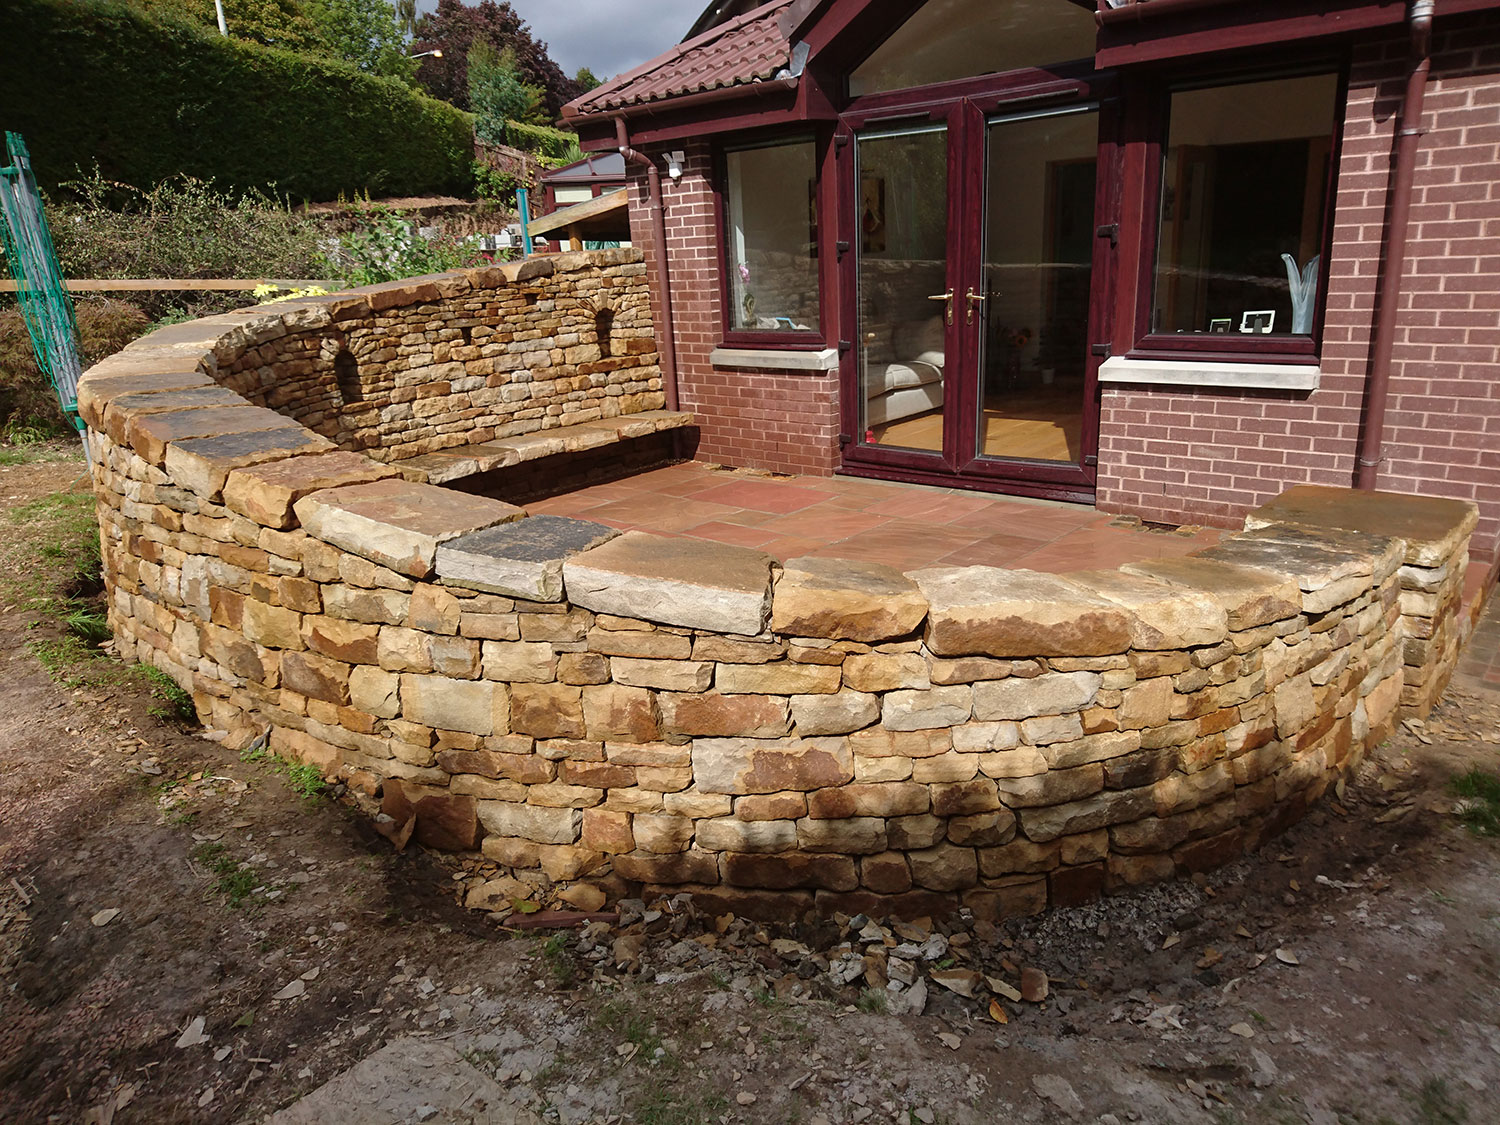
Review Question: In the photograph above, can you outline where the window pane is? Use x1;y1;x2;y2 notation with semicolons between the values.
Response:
850;0;1096;98
725;141;819;334
1152;73;1338;337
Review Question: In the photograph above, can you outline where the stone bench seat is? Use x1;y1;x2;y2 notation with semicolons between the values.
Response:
390;410;696;485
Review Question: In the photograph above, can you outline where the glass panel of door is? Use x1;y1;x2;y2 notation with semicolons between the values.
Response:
854;124;951;454
975;106;1098;466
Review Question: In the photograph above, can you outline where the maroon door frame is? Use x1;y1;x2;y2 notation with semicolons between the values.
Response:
836;72;1119;505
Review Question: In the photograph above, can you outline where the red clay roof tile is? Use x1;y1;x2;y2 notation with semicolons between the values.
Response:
564;0;796;118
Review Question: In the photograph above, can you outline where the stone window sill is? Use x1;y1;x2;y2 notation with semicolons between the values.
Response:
1099;356;1320;391
710;346;839;373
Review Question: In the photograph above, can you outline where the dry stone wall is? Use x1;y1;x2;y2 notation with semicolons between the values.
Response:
79;256;1480;921
211;250;662;464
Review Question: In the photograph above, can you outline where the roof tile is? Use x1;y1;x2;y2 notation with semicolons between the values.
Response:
565;0;795;117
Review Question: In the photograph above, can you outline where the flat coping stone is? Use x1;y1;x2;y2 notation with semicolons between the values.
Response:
1120;556;1302;631
294;478;526;579
76;371;215;430
126;404;301;467
910;566;1139;658
1245;484;1479;568
437;514;620;602
1195;537;1373;591
1232;523;1404;585
223;450;400;530
771;555;929;643
563;529;776;635
163;425;339;500
1063;567;1229;650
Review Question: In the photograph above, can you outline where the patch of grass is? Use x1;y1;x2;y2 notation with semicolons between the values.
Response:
597;997;662;1055
136;665;197;725
192;842;258;908
238;738;326;799
857;987;889;1014
1411;1077;1468;1124
633;1083;728;1125
541;933;578;989
1450;769;1500;836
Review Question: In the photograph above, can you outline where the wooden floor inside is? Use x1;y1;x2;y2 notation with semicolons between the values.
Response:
870;387;1083;463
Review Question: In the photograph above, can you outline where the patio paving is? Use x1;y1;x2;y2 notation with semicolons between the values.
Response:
524;462;1225;574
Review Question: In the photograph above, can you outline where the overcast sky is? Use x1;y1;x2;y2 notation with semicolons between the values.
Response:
414;1;708;81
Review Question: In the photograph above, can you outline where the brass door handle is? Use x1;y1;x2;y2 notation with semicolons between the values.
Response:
965;287;986;324
928;289;954;326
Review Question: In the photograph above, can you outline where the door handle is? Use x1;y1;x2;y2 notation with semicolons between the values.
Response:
928;289;954;326
965;287;986;325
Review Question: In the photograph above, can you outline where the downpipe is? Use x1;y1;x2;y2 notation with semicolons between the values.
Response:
1356;0;1435;490
615;117;680;413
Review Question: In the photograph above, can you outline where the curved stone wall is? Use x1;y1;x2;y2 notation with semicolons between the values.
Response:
80;252;1479;920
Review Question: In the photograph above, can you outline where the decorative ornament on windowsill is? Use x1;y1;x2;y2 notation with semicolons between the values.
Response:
738;262;755;328
1282;253;1320;335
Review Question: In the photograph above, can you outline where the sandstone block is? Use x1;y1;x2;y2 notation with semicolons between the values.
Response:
1153;762;1234;817
322;584;409;625
946;810;1017;847
932;778;1002;816
582;808;635;853
994;763;1104;808
582;683;659;742
436;515;618;602
564;531;774;634
771;557;927;642
978;746;1049;779
475;801;580;844
280;650;351;705
735;792;808;821
407;585;461;635
224;450;396;530
908;844;979;892
887;814;945;850
978;837;1061;876
660;693;792;744
613;850;720;884
881;685;973;731
436;748;554;784
790;690;880;736
952;721;1021;753
1121;557;1301;631
632;813;695;853
721;851;858;892
692;736;854;794
402;675;502;736
126;404;296;468
1244;484;1477;569
611;656;713;692
1016;786;1157;843
481;641;557;683
1041;730;1141;770
381;780;479;852
1066;568;1229;650
243;599;304;650
510;682;585;738
1018;713;1085;746
927;655;1018;685
590;630;694;659
1104;746;1178;790
796;816;887;854
692;635;785;663
972;670;1101;721
806;781;929;819
913;567;1136;658
1118;676;1174;730
910;751;979;783
842;652;930;692
378;627;433;673
295;479;524;579
349;665;400;718
860;852;913;894
696;818;797;854
716;662;841;695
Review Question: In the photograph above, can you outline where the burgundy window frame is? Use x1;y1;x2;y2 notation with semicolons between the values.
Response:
714;132;831;351
1126;58;1349;365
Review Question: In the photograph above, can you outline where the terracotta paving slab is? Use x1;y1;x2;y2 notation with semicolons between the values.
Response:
514;463;1229;576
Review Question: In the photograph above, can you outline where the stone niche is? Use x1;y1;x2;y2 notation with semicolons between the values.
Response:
79;252;1481;922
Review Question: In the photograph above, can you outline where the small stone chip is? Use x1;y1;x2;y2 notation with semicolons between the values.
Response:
736;1092;757;1106
91;908;121;927
937;1032;961;1050
1228;1023;1256;1038
273;979;307;1000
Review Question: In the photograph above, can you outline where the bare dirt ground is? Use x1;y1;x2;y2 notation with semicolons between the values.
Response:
2;445;1499;1125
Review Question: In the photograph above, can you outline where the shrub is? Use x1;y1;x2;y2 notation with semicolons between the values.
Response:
0;297;149;430
504;121;582;165
325;207;485;287
1;0;474;201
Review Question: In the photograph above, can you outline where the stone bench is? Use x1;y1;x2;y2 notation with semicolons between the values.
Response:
388;409;696;486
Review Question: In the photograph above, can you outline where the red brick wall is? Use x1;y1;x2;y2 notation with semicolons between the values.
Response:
626;142;842;477
1098;15;1500;562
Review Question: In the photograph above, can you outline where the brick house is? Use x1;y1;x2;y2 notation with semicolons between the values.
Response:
562;0;1500;576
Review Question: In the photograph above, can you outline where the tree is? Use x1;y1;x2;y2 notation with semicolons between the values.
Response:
303;0;414;80
131;0;327;56
574;66;602;93
469;41;544;141
409;0;581;117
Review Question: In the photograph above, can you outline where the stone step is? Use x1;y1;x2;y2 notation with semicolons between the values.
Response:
395;409;695;484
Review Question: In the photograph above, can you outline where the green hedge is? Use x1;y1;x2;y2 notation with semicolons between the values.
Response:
504;121;582;164
0;0;474;201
